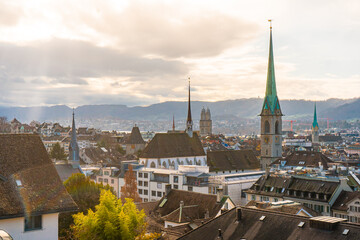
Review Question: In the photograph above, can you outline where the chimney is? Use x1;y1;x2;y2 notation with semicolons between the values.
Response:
217;188;224;202
265;167;270;179
205;208;210;219
236;208;242;221
165;184;172;196
179;201;184;223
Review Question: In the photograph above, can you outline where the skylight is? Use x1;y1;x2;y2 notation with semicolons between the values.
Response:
16;180;22;187
343;229;349;235
259;216;266;221
298;222;305;228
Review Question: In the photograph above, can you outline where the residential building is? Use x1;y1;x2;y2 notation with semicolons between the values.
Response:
332;190;360;223
0;134;77;240
272;151;334;170
260;22;283;170
95;167;121;198
245;173;352;216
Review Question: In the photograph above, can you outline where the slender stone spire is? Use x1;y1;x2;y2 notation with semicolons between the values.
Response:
186;77;193;137
69;108;80;167
262;20;281;115
312;102;319;129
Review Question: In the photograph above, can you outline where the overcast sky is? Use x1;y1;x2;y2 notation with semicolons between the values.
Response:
0;0;359;107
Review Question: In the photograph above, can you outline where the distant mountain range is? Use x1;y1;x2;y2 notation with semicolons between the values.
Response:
0;98;358;123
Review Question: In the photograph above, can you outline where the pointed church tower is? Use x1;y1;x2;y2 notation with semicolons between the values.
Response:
312;103;319;143
185;78;193;137
260;21;283;170
69;109;80;168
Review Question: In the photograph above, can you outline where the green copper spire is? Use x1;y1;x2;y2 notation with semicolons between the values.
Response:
262;20;281;114
312;102;319;129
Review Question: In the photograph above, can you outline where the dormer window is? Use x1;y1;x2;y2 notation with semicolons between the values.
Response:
16;180;22;187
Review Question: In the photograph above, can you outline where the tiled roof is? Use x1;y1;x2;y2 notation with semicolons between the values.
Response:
140;132;205;158
332;190;360;211
273;151;333;169
127;126;145;144
54;164;81;182
0;134;77;219
178;207;360;240
207;150;260;172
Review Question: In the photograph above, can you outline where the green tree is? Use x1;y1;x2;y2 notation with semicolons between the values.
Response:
50;142;67;160
72;190;158;240
59;173;114;239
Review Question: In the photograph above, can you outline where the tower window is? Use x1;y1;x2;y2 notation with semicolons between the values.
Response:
275;121;280;134
265;121;270;134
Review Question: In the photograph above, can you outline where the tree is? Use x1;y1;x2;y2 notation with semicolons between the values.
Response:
50;142;67;160
72;190;159;240
59;173;114;239
120;165;141;203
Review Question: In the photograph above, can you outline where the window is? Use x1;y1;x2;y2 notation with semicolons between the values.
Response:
275;121;279;134
150;162;156;168
173;176;179;183
144;190;148;195
139;189;143;194
104;171;109;175
144;198;148;202
157;191;162;197
111;179;114;184
104;179;108;183
138;181;143;186
157;183;162;189
162;161;167;168
144;173;148;178
152;191;156;196
173;184;178;189
144;181;148;187
139;172;143;178
98;177;103;182
264;120;270;134
25;215;42;231
188;186;193;191
252;195;256;201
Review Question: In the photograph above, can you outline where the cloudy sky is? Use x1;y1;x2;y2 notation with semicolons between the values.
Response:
0;0;359;107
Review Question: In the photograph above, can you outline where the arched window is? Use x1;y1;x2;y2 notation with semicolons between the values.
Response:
275;120;279;134
162;161;167;168
150;162;156;168
180;161;184;165
265;120;270;133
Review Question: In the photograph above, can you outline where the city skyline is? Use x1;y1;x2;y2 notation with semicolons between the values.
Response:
0;0;359;107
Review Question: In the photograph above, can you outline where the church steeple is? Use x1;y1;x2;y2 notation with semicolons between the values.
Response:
172;114;175;131
69;109;80;168
312;103;319;129
185;78;193;137
259;20;283;170
261;20;282;116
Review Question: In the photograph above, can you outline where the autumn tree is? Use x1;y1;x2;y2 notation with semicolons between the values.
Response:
72;190;159;240
50;142;67;160
120;165;141;202
59;173;114;239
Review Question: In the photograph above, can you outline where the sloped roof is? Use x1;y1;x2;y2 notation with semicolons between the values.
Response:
127;126;145;144
207;150;260;172
0;134;77;219
154;189;220;219
54;164;81;182
162;205;200;223
272;151;333;169
140;132;205;158
178;207;360;240
332;190;360;211
287;177;338;196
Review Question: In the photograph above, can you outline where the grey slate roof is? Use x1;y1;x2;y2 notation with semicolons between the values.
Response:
140;132;205;158
127;126;145;144
207;150;260;172
272;151;333;169
179;207;360;240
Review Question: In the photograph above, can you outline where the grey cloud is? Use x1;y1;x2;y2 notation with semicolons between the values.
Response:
0;39;188;79
79;3;259;58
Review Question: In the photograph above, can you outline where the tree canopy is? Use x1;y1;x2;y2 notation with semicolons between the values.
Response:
72;190;158;240
50;142;67;160
59;173;114;238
